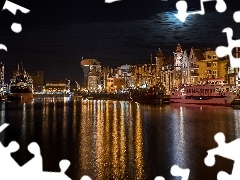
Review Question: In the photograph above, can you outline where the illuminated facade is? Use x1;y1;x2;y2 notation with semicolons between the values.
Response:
189;48;228;84
106;77;125;93
0;62;4;95
45;80;68;93
80;47;231;94
162;55;174;94
131;63;157;88
104;65;133;92
229;47;240;87
80;59;101;90
173;44;183;87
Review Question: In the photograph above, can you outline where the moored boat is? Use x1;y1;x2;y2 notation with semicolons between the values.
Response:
7;63;33;101
170;84;238;106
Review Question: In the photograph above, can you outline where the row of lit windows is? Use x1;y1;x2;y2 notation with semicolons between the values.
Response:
207;62;218;67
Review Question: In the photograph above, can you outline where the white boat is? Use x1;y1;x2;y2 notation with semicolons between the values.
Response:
170;84;238;106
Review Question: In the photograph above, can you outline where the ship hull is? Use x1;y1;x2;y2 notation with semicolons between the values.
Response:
8;93;33;101
170;96;233;106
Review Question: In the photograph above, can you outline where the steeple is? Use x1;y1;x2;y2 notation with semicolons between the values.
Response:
176;44;183;53
156;48;164;78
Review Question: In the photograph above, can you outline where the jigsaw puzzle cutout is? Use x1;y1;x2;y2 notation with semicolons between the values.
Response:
215;27;240;77
0;44;7;51
154;165;190;180
2;0;30;33
105;0;121;3
0;123;74;179
175;0;227;22
233;11;240;23
0;0;30;50
204;132;240;180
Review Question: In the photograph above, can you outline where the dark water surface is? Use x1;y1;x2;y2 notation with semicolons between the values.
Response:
0;97;239;180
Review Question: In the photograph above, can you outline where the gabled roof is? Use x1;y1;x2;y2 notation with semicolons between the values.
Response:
193;49;205;60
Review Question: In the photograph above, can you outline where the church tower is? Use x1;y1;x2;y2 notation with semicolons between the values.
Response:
156;48;164;79
173;44;183;86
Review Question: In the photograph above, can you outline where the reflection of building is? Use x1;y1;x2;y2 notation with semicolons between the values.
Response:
45;80;67;93
29;71;43;92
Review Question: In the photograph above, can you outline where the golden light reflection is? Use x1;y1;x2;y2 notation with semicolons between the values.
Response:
127;102;135;177
112;101;120;179
52;100;56;139
62;98;67;155
21;103;27;144
95;100;105;180
72;99;77;138
29;100;34;136
119;101;126;179
79;100;94;176
135;103;144;180
42;99;49;141
0;103;5;124
234;110;240;138
104;100;111;179
78;100;144;179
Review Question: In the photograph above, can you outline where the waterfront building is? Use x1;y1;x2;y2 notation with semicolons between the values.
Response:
181;50;191;85
29;71;44;92
45;80;68;93
229;47;240;88
194;48;228;82
161;55;174;94
0;62;5;95
120;64;134;88
173;44;184;87
106;77;125;93
80;59;101;90
188;48;229;85
101;66;109;91
69;81;80;93
104;65;132;92
131;63;157;88
188;48;201;84
156;48;164;82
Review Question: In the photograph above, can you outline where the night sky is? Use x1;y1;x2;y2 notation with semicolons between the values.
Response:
0;0;239;84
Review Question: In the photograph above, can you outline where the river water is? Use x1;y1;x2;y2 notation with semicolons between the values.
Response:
0;97;239;180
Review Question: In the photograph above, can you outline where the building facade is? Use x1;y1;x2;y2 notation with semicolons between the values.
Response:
45;80;68;93
29;71;44;92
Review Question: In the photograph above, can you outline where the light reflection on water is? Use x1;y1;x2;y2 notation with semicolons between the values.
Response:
0;99;239;180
